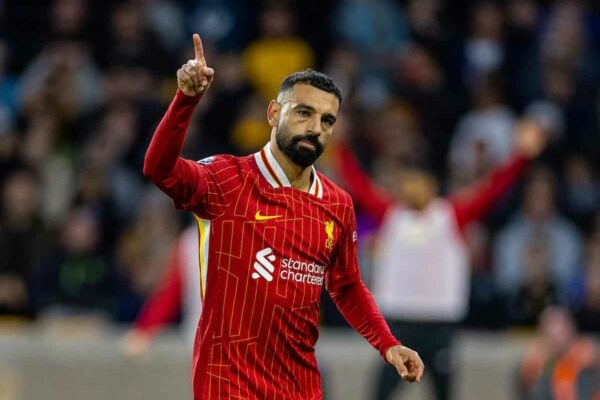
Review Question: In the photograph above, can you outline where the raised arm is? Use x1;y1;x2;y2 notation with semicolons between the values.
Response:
143;34;215;206
335;144;395;225
449;119;548;230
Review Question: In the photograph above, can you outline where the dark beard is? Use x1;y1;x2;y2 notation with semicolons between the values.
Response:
275;129;324;167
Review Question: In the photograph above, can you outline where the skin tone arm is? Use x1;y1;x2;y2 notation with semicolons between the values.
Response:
386;344;424;382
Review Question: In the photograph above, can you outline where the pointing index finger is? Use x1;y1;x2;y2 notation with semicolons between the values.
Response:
193;33;205;63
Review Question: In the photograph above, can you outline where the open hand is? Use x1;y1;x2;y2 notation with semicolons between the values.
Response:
121;329;153;358
386;344;425;383
514;118;549;159
177;34;215;97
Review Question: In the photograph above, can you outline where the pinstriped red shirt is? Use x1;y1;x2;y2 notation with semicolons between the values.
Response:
144;90;400;399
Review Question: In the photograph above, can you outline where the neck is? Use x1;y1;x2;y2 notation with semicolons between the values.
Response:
269;141;313;191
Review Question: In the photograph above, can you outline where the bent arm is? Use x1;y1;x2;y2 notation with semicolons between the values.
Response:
449;154;528;230
329;279;400;360
143;90;205;205
327;205;399;360
335;144;394;225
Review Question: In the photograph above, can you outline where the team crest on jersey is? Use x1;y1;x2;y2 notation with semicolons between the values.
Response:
197;156;215;165
324;221;335;251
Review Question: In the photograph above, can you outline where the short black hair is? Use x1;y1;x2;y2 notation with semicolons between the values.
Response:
278;69;342;104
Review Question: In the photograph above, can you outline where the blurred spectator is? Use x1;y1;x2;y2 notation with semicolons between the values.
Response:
406;0;445;58
334;120;548;400
36;206;113;316
508;235;558;325
81;103;144;221
571;230;600;332
19;39;101;119
243;3;314;101
449;73;516;181
366;101;429;172
100;0;173;78
323;46;360;108
561;154;598;234
334;0;408;66
393;42;462;174
503;0;542;107
188;0;256;52
116;190;180;322
462;221;498;327
144;0;186;52
49;0;88;40
463;1;505;85
0;107;18;182
333;0;408;108
531;1;599;155
122;224;200;356
518;306;600;400
539;1;599;86
494;166;582;309
0;169;42;317
0;39;19;117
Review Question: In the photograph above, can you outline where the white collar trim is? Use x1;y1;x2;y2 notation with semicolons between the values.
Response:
254;143;323;199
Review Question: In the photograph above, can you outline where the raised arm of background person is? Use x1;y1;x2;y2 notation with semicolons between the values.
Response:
134;242;183;337
143;34;217;210
335;144;394;225
449;119;548;232
327;201;424;382
122;241;183;357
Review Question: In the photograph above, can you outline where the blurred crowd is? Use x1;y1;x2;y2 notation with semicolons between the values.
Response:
0;0;598;337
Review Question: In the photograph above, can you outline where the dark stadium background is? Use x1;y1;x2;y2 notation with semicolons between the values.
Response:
0;0;598;399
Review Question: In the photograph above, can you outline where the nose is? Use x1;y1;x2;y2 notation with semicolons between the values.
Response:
307;114;322;135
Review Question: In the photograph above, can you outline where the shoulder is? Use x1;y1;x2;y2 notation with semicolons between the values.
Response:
317;171;353;207
196;154;239;166
196;154;254;173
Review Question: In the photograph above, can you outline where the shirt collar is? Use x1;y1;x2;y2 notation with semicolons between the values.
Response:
254;143;323;199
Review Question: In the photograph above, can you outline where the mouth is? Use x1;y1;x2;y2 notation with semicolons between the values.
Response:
297;139;317;151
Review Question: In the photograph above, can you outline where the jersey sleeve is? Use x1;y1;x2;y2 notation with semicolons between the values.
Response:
449;153;528;231
326;204;362;291
143;90;242;219
180;156;244;219
327;202;401;361
335;144;394;225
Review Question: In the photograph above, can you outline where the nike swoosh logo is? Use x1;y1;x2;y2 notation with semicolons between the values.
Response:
255;211;282;221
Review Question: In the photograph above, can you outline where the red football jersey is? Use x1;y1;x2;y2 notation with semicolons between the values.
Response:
144;91;400;399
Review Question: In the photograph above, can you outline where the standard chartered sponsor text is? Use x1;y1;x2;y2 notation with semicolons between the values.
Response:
280;257;325;286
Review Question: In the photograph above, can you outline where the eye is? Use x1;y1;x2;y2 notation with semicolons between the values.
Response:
298;110;310;117
322;117;336;128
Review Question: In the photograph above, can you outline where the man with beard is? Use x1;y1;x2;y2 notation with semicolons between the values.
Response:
143;33;424;399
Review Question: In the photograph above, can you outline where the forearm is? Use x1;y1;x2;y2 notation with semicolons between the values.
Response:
451;153;528;228
329;280;400;360
335;145;392;224
143;90;202;185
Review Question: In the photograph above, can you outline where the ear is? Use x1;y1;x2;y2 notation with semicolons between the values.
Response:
267;100;280;128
